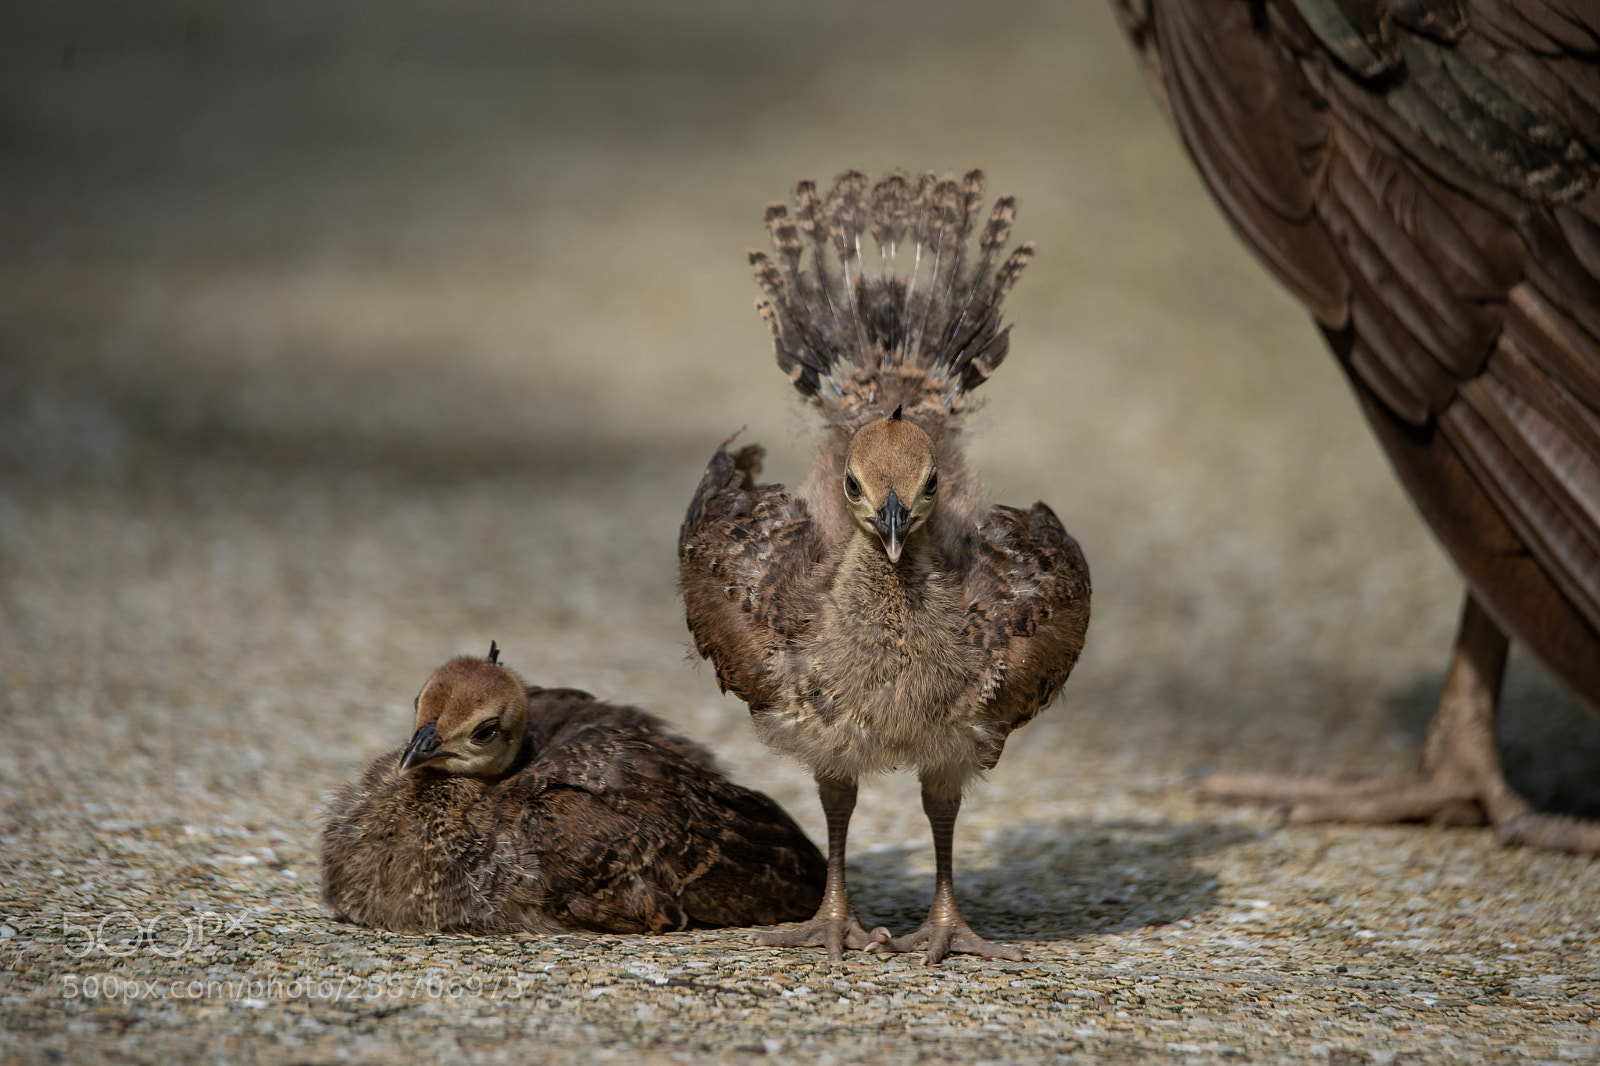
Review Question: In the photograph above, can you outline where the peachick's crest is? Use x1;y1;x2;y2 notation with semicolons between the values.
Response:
749;168;1035;413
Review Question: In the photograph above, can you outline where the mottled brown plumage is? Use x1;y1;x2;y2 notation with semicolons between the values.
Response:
680;170;1092;963
321;648;826;935
1112;0;1600;850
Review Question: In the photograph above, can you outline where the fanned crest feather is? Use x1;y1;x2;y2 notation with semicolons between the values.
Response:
750;168;1036;423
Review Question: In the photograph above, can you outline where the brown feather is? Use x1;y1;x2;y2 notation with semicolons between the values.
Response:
321;658;825;935
748;168;1038;421
678;173;1093;961
1114;0;1600;711
680;172;1091;785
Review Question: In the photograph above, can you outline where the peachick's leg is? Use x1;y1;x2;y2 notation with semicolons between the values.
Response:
752;776;886;961
1201;594;1600;853
871;775;1025;965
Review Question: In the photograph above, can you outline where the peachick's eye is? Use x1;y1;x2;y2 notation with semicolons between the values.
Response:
924;469;938;495
843;474;862;502
471;721;500;745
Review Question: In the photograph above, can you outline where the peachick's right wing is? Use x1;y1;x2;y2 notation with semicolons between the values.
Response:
678;440;826;712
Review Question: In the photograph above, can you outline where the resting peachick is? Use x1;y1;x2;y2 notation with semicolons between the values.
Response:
322;645;826;935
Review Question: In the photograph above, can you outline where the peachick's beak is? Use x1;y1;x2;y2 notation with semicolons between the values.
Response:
399;722;447;772
874;490;911;564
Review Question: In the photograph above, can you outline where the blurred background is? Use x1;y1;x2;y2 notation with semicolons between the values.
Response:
2;0;1597;893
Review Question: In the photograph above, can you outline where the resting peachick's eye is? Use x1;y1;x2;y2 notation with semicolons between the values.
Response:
924;469;938;495
844;474;862;502
471;721;500;745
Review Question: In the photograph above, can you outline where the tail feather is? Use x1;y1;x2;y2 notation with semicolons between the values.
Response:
793;180;841;338
765;202;815;327
869;172;912;255
966;195;1018;320
751;168;1036;419
937;169;987;315
949;243;1037;395
824;168;871;261
935;195;1010;380
792;180;827;265
906;176;966;365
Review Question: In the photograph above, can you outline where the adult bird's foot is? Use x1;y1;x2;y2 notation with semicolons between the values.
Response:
1197;770;1600;853
1495;811;1600;852
1199;594;1600;856
751;915;888;962
869;919;1026;966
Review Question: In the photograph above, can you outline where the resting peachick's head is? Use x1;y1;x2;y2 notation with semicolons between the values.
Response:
400;643;528;778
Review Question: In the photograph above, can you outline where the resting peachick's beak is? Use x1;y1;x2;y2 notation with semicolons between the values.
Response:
874;489;912;564
400;722;447;772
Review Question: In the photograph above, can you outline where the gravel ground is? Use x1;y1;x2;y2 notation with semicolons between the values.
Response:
2;1;1597;1062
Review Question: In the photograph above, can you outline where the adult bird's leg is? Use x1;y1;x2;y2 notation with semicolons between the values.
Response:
1201;593;1600;853
751;776;886;960
871;774;1025;965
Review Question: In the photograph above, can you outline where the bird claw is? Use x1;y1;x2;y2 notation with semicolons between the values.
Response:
867;919;1026;966
1495;811;1600;853
751;915;885;961
1201;770;1482;824
1201;769;1600;855
1197;598;1600;857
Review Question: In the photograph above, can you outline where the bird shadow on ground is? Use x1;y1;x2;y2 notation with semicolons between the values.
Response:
845;818;1255;944
1383;655;1600;820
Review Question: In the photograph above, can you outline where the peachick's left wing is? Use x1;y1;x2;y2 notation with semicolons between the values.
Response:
960;502;1092;761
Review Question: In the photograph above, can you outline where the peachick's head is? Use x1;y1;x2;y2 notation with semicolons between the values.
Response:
400;643;528;778
843;405;937;564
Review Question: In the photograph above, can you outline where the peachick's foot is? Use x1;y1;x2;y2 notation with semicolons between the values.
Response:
752;915;888;962
869;919;1025;966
